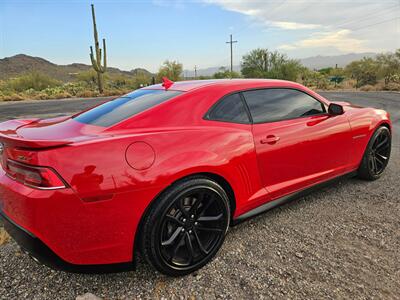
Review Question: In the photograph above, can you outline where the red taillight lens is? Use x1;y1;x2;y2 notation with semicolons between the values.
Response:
5;159;66;189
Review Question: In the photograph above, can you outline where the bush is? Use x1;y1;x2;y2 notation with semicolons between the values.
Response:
76;90;99;98
384;82;400;91
102;89;131;97
0;228;10;245
0;93;24;101
213;67;241;79
300;69;330;89
360;85;377;91
7;72;61;92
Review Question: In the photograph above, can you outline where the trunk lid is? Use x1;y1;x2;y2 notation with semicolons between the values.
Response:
0;116;105;149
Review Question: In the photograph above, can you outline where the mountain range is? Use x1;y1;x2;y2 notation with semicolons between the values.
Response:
0;52;377;81
0;54;153;81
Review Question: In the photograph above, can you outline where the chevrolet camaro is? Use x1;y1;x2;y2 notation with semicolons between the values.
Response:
0;79;392;276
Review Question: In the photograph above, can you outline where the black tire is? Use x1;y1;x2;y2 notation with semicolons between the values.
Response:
358;126;391;180
140;177;230;276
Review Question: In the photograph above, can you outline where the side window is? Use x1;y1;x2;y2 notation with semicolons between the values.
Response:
242;88;325;123
207;93;250;123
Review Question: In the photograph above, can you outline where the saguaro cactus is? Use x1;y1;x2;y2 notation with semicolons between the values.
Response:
89;4;107;93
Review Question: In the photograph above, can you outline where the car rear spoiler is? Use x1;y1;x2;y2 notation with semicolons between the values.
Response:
0;119;71;149
0;133;71;149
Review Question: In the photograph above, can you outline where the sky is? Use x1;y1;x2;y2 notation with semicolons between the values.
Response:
0;0;399;72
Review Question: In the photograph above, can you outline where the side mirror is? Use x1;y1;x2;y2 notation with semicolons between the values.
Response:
328;103;344;115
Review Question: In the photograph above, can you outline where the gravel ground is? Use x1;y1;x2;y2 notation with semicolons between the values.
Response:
0;92;399;299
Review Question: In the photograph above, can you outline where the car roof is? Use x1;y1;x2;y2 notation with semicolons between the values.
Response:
142;79;299;92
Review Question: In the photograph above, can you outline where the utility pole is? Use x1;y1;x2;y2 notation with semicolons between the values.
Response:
226;34;237;73
194;65;197;79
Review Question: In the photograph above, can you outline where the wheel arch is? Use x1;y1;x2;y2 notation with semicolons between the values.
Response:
379;121;391;133
133;171;236;259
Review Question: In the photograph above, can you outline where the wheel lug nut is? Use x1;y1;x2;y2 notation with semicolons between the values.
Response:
194;222;198;226
191;215;195;219
183;218;187;222
181;228;185;232
189;230;192;234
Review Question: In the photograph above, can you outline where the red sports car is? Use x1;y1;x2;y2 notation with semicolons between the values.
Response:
0;79;392;276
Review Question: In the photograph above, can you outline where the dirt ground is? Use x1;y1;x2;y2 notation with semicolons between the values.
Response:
0;92;399;299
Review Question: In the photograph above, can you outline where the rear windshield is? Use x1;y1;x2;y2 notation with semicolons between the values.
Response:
74;89;182;127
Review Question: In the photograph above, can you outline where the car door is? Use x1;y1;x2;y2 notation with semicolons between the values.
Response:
242;88;353;200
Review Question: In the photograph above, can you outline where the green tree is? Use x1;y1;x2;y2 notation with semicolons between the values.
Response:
241;48;302;81
156;60;183;82
345;58;379;88
318;67;334;75
213;67;240;79
376;50;400;85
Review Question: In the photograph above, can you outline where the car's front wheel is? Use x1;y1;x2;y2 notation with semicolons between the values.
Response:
140;177;230;276
358;126;391;180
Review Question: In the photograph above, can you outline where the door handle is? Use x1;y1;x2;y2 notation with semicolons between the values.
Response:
260;135;280;145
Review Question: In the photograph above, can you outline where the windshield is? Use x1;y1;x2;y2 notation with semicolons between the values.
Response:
74;89;182;127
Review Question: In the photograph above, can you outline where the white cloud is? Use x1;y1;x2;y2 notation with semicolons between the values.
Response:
271;21;322;30
279;29;371;52
203;0;400;54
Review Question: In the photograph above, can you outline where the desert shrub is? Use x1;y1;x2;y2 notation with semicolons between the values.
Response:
107;75;136;89
102;89;130;97
340;79;357;89
76;90;99;98
49;92;72;99
346;58;379;88
0;93;24;101
0;228;10;245
360;85;377;91
301;69;330;89
384;82;400;91
373;82;386;91
213;67;241;79
63;82;87;96
7;72;61;92
75;70;98;87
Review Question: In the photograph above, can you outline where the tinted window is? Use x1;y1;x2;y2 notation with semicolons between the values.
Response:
74;89;182;127
207;93;250;123
242;89;325;123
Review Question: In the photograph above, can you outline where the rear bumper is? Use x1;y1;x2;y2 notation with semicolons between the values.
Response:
0;162;162;271
0;209;134;273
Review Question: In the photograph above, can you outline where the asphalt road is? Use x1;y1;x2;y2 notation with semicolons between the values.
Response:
0;92;399;299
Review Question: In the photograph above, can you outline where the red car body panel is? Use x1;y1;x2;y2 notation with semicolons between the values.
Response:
0;79;391;267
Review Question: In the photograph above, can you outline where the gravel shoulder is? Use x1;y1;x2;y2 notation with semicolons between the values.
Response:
0;92;399;299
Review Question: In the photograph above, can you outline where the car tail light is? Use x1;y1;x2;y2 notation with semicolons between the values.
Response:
5;159;66;190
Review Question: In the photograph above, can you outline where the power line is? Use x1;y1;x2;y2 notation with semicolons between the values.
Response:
226;34;238;73
231;2;399;37
348;17;399;32
332;4;400;29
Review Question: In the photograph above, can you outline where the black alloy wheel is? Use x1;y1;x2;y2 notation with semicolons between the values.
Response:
141;177;230;276
369;128;391;175
358;126;391;180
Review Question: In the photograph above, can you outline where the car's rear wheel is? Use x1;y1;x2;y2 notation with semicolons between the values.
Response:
358;126;391;180
140;177;230;276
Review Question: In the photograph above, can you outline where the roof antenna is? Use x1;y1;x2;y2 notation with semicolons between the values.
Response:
162;77;174;90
